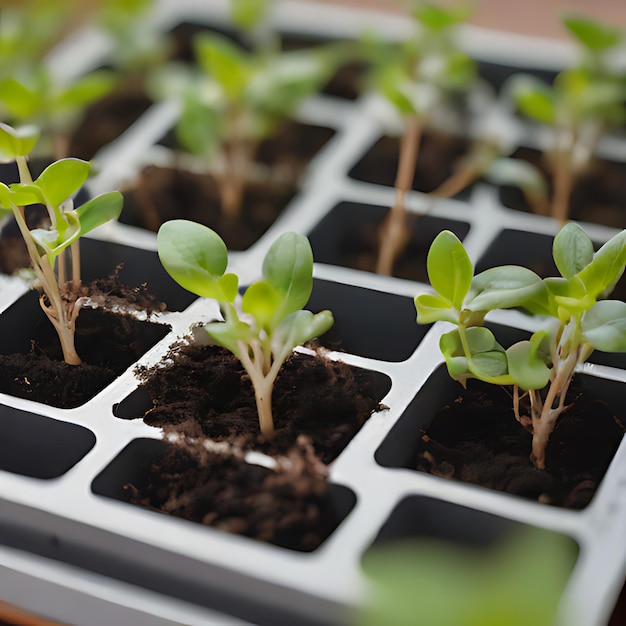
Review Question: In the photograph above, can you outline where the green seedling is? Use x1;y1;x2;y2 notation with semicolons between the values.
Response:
0;0;73;80
97;0;167;74
0;0;120;158
364;2;497;276
415;224;626;469
0;122;123;364
359;529;575;626
148;1;335;221
502;14;626;223
157;219;334;437
0;70;118;160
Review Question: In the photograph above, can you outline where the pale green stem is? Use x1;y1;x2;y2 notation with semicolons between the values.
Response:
71;240;81;285
551;125;576;224
237;338;279;438
530;318;581;469
13;157;81;365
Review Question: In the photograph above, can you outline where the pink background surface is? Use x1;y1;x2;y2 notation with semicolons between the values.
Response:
307;0;626;39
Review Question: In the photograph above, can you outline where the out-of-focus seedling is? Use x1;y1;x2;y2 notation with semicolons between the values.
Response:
359;529;576;626
148;0;335;221
501;14;626;223
364;2;497;276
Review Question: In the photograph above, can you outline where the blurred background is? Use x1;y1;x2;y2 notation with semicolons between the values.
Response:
314;0;626;39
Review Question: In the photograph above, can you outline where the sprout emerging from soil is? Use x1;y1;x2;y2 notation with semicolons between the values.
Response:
0;122;123;364
498;14;626;223
415;224;626;469
157;219;334;437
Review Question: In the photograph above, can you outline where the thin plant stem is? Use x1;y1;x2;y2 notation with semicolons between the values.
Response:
551;126;576;224
376;116;422;276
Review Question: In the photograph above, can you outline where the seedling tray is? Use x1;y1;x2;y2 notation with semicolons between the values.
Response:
1;2;625;624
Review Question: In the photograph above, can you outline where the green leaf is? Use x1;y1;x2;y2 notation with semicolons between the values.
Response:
55;70;118;110
76;191;123;236
31;211;81;258
562;15;622;51
0;123;39;161
359;529;574;626
176;91;220;158
35;158;90;208
241;279;281;331
8;183;45;206
506;331;552;390
271;310;334;358
0;183;14;208
582;300;626;352
439;327;513;386
414;293;459;325
467;266;544;311
157;219;236;301
194;33;251;100
469;350;509;379
230;0;270;30
553;222;594;279
512;78;556;124
484;157;548;197
247;50;332;118
576;229;626;299
204;318;252;359
413;3;472;31
0;78;42;119
426;230;472;310
262;231;314;327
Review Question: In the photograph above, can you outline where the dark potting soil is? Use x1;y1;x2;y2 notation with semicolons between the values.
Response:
127;435;343;551
417;380;625;509
0;204;50;275
132;342;386;464
0;277;170;408
499;146;626;229
120;121;334;249
121;166;294;251
349;131;474;196
333;212;430;282
68;87;153;161
120;341;384;549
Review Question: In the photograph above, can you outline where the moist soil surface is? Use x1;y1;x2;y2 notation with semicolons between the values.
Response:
499;146;626;228
120;121;333;249
68;85;153;161
417;380;625;509
0;277;169;408
131;341;386;464
121;166;294;251
118;341;387;549
127;436;344;551
331;212;432;282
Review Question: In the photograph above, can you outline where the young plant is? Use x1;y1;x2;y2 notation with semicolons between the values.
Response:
148;3;335;220
415;224;626;469
0;122;123;364
0;1;119;159
364;2;497;276
502;14;626;222
0;71;118;160
359;529;575;626
96;0;167;75
0;0;74;80
157;219;334;437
